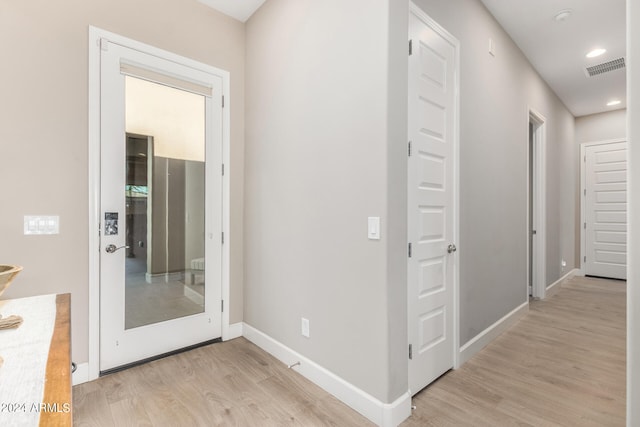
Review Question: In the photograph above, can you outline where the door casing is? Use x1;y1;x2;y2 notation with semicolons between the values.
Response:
528;108;547;300
88;26;231;381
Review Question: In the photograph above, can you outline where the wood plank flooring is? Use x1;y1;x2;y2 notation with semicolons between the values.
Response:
73;337;373;426
403;276;626;427
74;276;625;426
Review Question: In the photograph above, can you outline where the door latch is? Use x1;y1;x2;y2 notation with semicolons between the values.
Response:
105;244;129;253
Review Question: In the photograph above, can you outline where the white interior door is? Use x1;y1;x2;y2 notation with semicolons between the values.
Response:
408;5;459;395
99;40;223;371
583;141;627;280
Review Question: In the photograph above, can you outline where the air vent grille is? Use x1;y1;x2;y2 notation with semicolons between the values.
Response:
585;57;626;77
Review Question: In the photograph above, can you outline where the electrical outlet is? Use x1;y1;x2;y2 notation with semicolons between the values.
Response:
561;259;567;272
301;318;310;338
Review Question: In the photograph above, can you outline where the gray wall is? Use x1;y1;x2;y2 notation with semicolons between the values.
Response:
576;109;627;144
627;0;639;423
244;0;578;401
412;0;577;345
244;0;408;403
0;0;245;364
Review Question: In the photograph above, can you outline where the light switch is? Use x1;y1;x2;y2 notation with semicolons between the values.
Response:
368;217;381;240
24;215;60;235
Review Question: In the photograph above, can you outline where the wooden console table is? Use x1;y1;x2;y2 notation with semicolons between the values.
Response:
40;293;72;426
0;293;72;426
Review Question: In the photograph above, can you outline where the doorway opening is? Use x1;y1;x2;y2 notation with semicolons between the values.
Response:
528;109;546;300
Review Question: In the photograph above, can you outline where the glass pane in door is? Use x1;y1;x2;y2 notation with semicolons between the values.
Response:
124;76;206;330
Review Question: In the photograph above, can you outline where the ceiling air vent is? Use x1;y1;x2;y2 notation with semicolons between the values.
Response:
585;57;626;77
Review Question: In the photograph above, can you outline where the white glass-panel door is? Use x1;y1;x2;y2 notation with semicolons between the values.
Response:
99;41;223;372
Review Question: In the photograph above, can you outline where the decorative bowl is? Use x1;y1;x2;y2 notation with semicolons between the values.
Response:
0;265;23;297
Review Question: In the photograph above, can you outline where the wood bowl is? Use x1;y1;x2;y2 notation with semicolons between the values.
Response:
0;265;23;297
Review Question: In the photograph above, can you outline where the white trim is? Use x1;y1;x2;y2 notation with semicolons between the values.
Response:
243;323;412;427
221;71;231;343
224;322;243;340
545;268;579;298
528;108;547;300
458;301;529;366
88;26;101;382
88;26;231;380
183;285;205;306
72;362;90;386
579;138;627;275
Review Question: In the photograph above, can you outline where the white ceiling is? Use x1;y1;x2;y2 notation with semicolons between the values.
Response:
200;0;625;117
197;0;265;22
481;0;626;117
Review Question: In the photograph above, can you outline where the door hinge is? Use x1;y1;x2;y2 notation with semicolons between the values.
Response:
584;256;587;263
222;232;225;244
584;189;586;196
409;39;413;56
408;243;412;258
584;222;586;230
222;163;225;176
221;300;224;312
222;95;225;108
409;344;413;360
584;155;586;162
408;141;412;157
532;230;537;235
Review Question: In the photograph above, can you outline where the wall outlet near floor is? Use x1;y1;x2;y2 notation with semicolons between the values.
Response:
301;317;310;338
561;259;567;272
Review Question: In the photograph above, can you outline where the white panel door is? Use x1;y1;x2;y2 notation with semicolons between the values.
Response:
100;40;223;371
584;142;627;280
408;6;458;395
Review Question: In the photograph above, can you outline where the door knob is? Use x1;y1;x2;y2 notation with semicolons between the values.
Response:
105;244;129;253
447;244;457;254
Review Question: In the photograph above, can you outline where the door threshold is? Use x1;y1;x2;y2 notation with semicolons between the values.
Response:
99;338;222;376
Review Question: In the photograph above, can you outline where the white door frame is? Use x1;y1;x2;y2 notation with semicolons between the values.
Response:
407;1;461;379
528;108;546;299
88;26;231;381
580;138;627;275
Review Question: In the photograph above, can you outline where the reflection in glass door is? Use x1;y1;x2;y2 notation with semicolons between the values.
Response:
124;77;207;329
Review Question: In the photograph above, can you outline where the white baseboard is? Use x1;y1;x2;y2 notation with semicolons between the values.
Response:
183;285;204;305
223;322;243;341
458;301;529;366
72;362;90;386
242;323;411;427
546;268;580;298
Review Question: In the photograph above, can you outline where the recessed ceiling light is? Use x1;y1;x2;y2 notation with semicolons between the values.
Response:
607;100;621;107
586;48;607;58
554;9;573;22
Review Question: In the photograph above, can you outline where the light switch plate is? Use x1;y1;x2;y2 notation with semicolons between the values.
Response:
24;215;60;235
368;217;381;240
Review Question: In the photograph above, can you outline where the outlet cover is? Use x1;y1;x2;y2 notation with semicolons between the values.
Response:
301;318;310;338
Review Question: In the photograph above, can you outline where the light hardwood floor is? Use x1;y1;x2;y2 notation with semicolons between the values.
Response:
403;275;626;427
74;276;625;426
